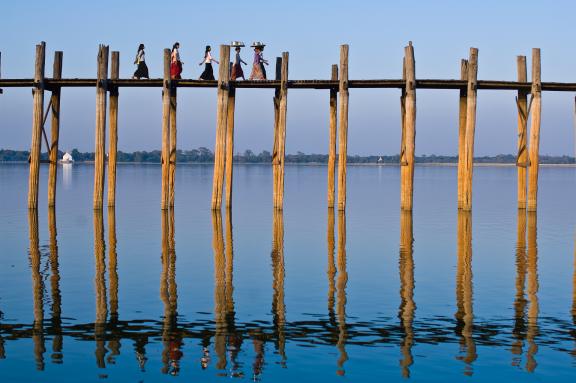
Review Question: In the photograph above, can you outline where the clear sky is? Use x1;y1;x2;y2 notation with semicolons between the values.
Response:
1;0;576;156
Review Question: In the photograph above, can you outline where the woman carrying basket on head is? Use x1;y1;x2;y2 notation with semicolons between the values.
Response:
199;45;219;80
249;42;268;80
132;44;149;79
230;42;247;81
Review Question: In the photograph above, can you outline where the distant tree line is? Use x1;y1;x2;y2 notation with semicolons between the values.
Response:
1;148;575;164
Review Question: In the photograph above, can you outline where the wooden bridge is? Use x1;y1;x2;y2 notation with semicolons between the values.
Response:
0;41;563;212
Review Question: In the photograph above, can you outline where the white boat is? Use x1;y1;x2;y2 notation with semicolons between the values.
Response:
59;152;74;164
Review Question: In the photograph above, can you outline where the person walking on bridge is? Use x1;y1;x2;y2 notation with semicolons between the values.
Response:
132;44;149;79
170;42;183;80
199;45;219;80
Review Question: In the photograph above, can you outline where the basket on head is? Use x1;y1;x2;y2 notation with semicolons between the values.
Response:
231;41;245;47
250;41;266;48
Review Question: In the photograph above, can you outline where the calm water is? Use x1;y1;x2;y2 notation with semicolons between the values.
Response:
1;163;575;382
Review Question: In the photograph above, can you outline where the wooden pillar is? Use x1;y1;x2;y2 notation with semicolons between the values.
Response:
107;51;119;207
169;84;177;207
457;59;469;208
211;45;231;210
460;48;479;211
225;85;236;208
400;58;407;166
47;51;63;207
93;45;109;209
273;52;289;210
272;57;282;206
327;65;338;208
210;45;231;210
400;42;416;211
516;56;529;209
161;49;171;210
527;49;542;211
28;42;46;209
337;45;349;211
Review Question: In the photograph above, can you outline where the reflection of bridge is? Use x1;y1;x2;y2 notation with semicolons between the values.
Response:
1;42;558;213
0;207;574;378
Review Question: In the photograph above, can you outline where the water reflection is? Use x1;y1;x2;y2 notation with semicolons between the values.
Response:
7;203;574;380
399;210;415;378
455;211;476;375
526;212;539;372
161;209;182;375
28;209;45;370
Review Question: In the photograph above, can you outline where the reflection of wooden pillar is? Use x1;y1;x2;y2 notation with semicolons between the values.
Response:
212;210;227;370
511;209;527;365
399;210;414;378
94;211;107;368
271;209;286;364
336;210;348;375
48;207;63;363
327;208;336;321
108;207;119;321
526;212;539;372
29;209;45;370
455;211;477;375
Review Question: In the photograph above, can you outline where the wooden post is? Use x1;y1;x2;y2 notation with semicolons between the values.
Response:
457;59;469;208
93;45;109;209
169;84;177;207
211;45;231;210
225;85;236;209
460;48;479;211
161;49;171;209
527;49;542;211
337;45;349;210
400;58;406;166
47;51;63;207
272;57;282;206
327;65;338;208
274;52;289;210
400;42;416;211
28;42;46;209
516;56;529;209
107;51;119;207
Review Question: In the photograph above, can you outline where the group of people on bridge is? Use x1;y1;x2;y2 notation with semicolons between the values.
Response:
132;42;269;81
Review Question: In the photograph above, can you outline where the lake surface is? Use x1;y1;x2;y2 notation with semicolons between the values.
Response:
0;163;575;382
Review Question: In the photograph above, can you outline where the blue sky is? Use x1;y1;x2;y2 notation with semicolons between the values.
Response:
1;0;576;155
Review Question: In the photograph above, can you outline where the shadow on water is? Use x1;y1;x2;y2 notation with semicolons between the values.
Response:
2;205;576;379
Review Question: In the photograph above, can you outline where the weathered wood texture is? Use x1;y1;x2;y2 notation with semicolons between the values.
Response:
169;85;177;207
48;51;62;207
400;42;416;211
211;45;230;210
93;45;109;209
272;57;282;206
273;52;289;210
327;65;338;208
527;48;542;211
457;59;469;207
161;49;171;209
225;85;236;208
107;51;119;207
400;58;407;166
27;42;46;209
460;48;479;211
516;56;529;209
337;45;349;210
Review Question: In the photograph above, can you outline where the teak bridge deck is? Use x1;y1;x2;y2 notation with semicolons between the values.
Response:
0;42;564;212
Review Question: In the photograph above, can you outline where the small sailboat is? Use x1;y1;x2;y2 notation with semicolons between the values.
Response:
59;152;74;164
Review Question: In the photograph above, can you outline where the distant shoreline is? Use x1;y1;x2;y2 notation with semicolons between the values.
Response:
1;161;575;167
